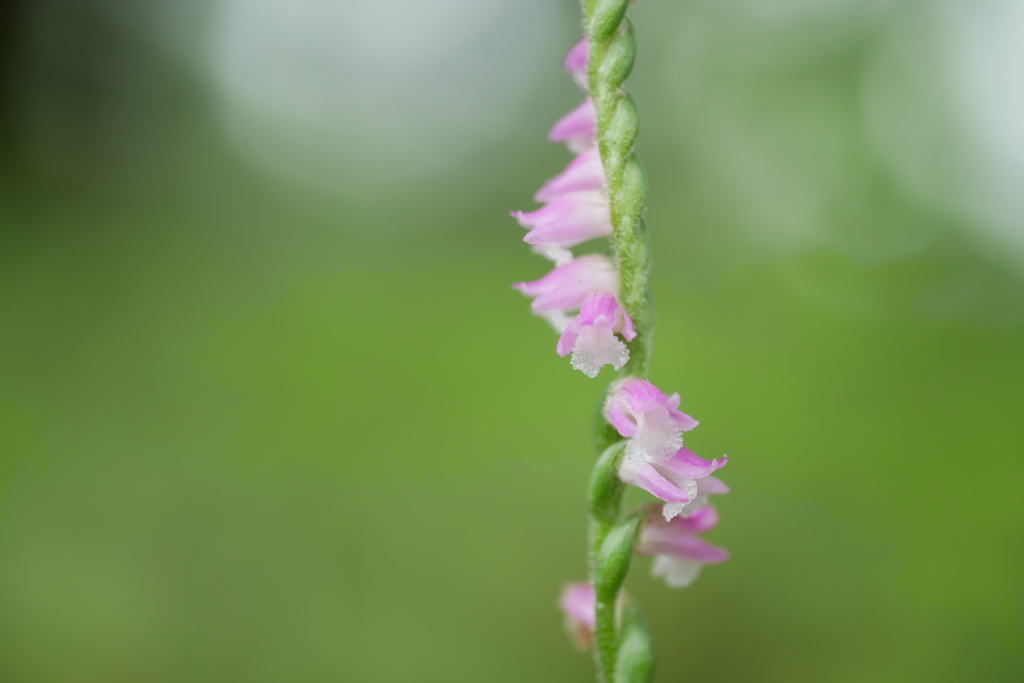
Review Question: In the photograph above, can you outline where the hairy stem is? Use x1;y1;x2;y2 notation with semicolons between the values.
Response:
583;1;654;681
590;518;616;680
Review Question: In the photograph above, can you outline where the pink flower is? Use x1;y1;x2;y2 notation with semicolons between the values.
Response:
549;99;597;153
559;582;596;649
604;378;700;463
512;191;613;266
637;507;730;588
557;291;637;377
513;255;618;314
605;379;729;518
619;453;729;521
534;147;606;204
564;38;589;90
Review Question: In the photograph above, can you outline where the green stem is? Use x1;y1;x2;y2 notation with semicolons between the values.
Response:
582;2;654;681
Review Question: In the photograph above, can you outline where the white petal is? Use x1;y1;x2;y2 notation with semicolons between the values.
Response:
651;556;704;589
570;326;629;378
626;406;684;463
537;309;572;334
531;243;574;266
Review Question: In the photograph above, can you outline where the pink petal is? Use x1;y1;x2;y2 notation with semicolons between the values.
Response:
605;403;637;438
662;393;699;432
699;475;730;495
646;535;730;564
549;99;597;153
577;291;635;339
613;378;673;414
669;407;700;432
660;448;728;479
564;38;589;90
511;255;617;312
637;513;729;563
676;505;720;534
559;582;595;632
618;458;696;504
619;308;637;341
576;290;621;329
646;506;720;536
604;379;699;438
512;191;612;249
534;148;605;203
670;535;730;564
555;322;579;357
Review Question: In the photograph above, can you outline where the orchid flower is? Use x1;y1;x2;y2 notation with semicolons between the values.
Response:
511;190;612;266
513;254;618;321
564;38;589;90
605;378;700;463
619;448;728;520
558;582;596;649
549;99;597;153
556;291;637;377
637;507;730;588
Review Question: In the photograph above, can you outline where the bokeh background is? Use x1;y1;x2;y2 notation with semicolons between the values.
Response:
1;0;1022;681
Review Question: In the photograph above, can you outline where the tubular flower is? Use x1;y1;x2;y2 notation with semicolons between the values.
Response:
512;190;613;266
513;255;618;333
558;582;596;649
606;378;730;520
534;147;605;203
549;98;597;152
513;255;618;314
556;291;637;377
619;449;728;521
636;507;730;588
564;38;589;90
604;378;700;463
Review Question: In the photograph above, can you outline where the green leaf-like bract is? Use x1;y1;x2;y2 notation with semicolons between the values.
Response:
614;601;656;683
589;441;627;524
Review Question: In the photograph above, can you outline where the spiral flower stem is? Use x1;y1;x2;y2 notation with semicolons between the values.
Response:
583;2;656;681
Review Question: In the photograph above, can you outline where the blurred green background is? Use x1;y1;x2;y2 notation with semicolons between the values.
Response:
1;0;1022;681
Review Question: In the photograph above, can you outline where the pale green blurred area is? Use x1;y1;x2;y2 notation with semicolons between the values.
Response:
1;1;1023;682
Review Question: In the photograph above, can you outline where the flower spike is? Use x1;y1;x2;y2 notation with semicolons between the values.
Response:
512;5;734;679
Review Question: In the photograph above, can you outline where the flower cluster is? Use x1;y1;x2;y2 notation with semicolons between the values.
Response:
511;39;638;379
605;378;730;523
